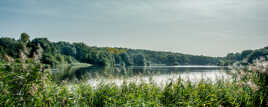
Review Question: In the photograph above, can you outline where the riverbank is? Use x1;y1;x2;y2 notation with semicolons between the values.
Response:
0;63;266;106
53;63;92;69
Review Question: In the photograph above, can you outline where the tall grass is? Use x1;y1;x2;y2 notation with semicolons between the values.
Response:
0;63;267;106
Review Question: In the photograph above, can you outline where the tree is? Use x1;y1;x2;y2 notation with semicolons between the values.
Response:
134;54;146;66
20;33;30;43
167;55;179;65
247;50;267;63
0;37;21;57
241;50;253;59
61;46;76;56
226;53;241;61
119;53;132;66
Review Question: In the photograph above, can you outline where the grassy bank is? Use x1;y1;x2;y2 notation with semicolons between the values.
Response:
0;63;267;106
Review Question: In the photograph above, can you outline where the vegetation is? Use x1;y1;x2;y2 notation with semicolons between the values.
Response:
0;63;267;106
1;33;268;106
222;46;268;65
0;33;223;67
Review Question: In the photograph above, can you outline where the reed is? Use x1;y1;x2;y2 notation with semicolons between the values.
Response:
0;63;266;106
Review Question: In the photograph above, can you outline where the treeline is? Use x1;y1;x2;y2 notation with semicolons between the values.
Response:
222;46;268;65
126;49;221;66
0;33;223;66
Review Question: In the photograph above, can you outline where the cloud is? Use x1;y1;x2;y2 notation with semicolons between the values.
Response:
0;0;268;56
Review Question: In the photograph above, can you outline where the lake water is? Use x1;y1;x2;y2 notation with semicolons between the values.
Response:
52;65;231;87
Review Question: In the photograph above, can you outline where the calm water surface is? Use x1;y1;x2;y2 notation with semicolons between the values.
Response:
52;65;231;86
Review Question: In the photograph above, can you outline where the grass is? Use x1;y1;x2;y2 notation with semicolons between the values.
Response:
0;63;267;107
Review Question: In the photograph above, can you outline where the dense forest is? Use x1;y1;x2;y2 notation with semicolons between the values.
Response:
223;46;268;65
0;33;267;67
0;33;223;66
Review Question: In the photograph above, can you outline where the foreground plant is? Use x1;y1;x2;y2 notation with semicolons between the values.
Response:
0;63;267;106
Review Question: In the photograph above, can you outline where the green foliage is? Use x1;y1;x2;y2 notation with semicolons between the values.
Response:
31;38;52;52
0;37;23;58
0;33;224;67
247;49;268;63
2;33;268;67
119;52;132;66
0;64;266;106
0;64;46;106
241;50;253;59
166;55;179;65
20;33;30;44
222;46;268;65
41;53;56;65
1;33;267;106
133;54;147;66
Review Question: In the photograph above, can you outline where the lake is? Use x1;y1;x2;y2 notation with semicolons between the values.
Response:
52;65;231;87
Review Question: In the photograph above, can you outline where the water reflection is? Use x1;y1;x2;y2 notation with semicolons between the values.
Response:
52;65;231;86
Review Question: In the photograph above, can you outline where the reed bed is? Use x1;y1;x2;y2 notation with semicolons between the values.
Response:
0;64;267;107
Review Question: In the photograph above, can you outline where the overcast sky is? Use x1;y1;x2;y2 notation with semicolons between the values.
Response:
0;0;268;57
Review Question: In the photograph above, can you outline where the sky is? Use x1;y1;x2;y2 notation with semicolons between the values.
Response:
0;0;268;57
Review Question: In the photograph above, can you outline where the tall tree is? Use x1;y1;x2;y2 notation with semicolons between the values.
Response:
20;33;30;44
134;54;146;66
